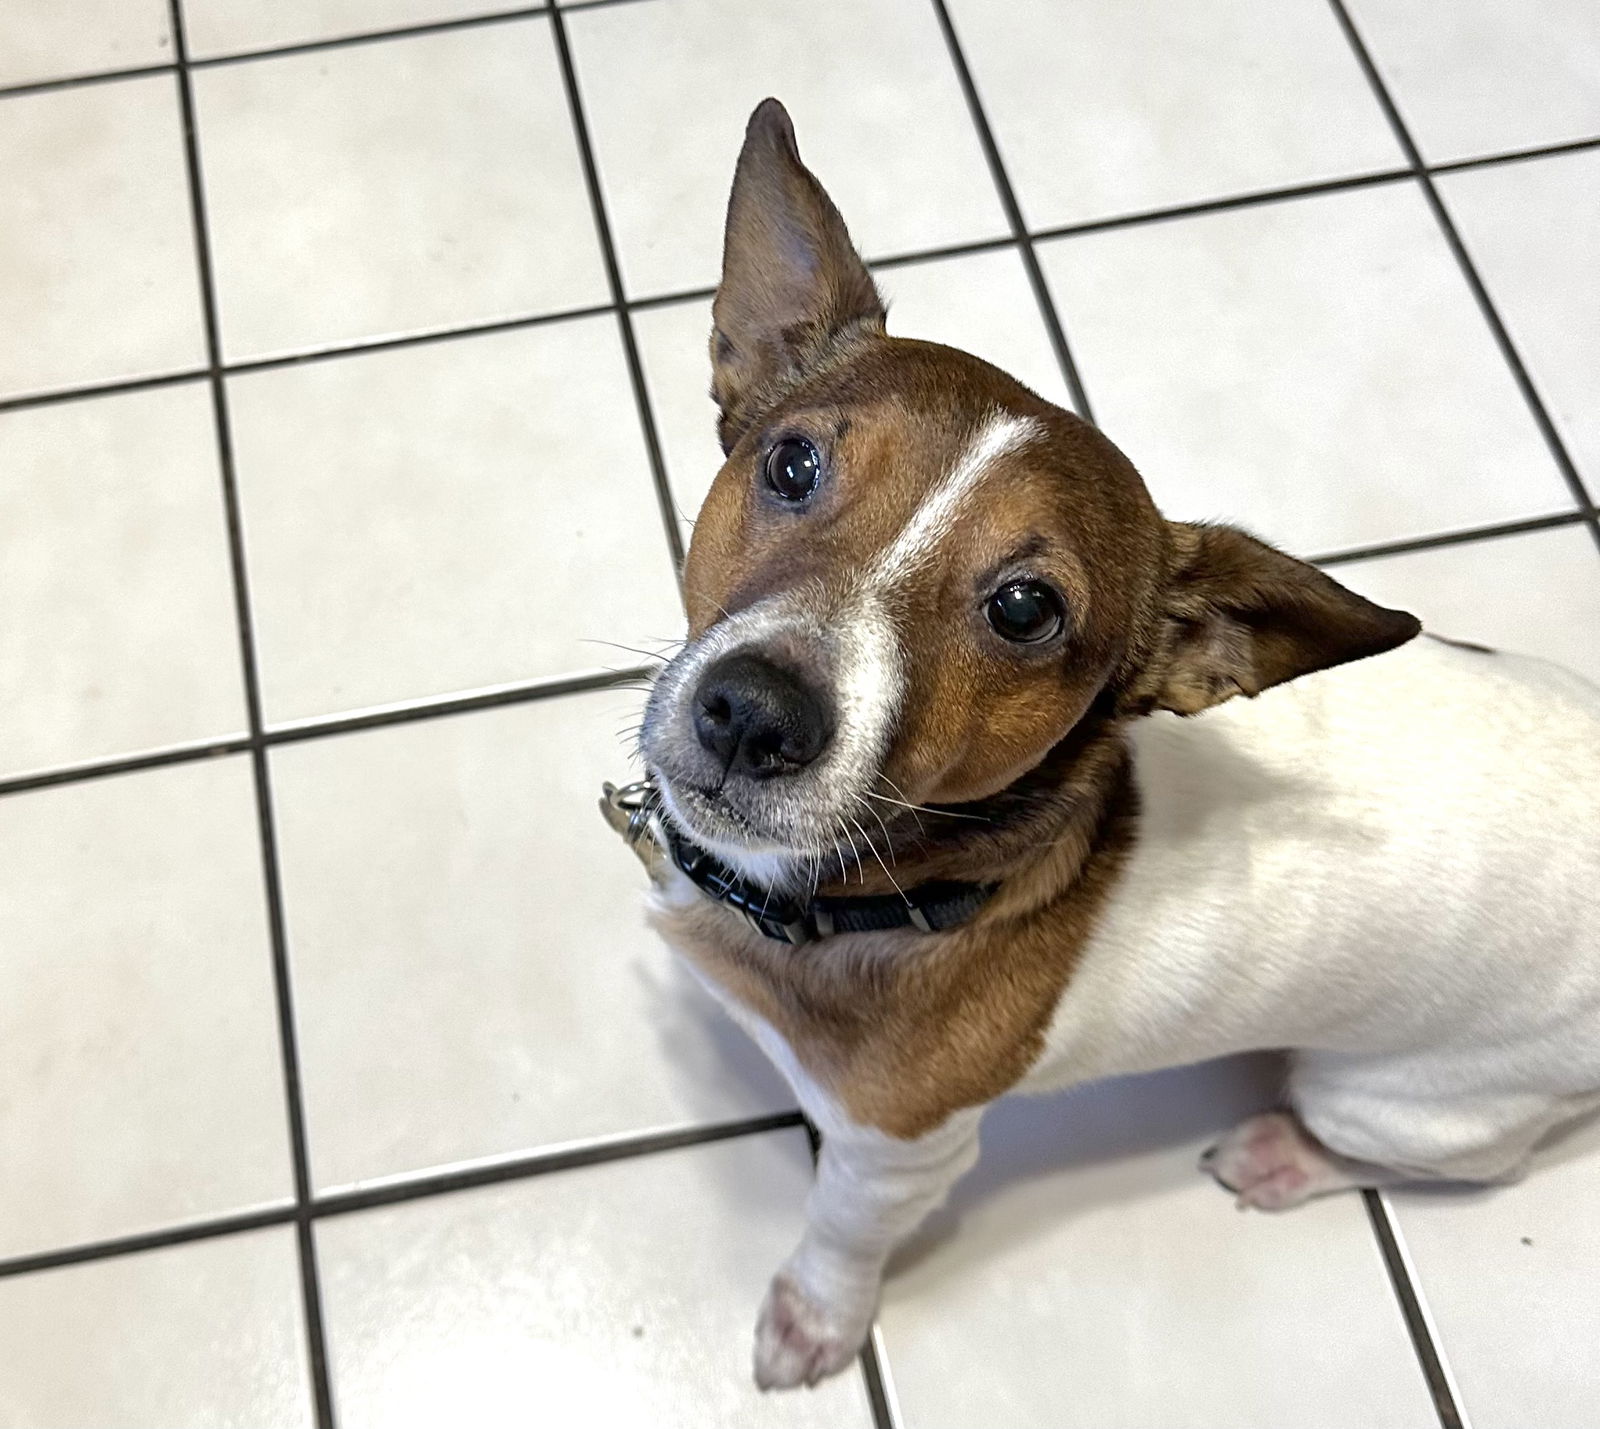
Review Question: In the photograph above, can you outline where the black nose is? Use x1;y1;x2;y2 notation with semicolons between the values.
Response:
692;653;833;779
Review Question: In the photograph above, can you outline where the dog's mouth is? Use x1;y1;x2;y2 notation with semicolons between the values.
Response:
649;767;837;887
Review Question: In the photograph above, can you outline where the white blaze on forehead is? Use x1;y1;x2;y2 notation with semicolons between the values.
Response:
869;409;1042;586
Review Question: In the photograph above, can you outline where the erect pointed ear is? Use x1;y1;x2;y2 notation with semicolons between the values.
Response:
709;99;885;454
1140;523;1421;716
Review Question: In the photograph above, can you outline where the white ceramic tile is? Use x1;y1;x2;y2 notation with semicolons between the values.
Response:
877;247;1076;412
1439;150;1600;489
229;318;681;723
192;22;607;361
947;0;1402;231
1348;0;1600;162
317;1130;870;1428
0;1228;312;1429
879;1058;1436;1429
632;296;724;542
633;247;1079;545
0;77;206;399
183;0;530;58
0;384;247;779
271;690;793;1192
1038;183;1572;556
1333;525;1600;684
568;0;1008;299
0;759;293;1259
1386;1115;1600;1429
0;0;170;87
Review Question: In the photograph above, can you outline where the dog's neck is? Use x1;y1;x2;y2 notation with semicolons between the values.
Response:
810;697;1134;909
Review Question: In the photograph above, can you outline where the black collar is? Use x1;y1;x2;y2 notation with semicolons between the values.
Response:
658;813;995;946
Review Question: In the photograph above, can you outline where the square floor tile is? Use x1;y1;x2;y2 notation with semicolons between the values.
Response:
183;0;531;58
877;247;1077;413
631;296;723;542
1439;150;1600;490
0;1228;312;1429
568;0;1007;299
1331;525;1600;684
192;21;606;361
0;77;206;399
946;0;1402;231
271;690;793;1192
317;1131;871;1428
1385;1116;1600;1429
0;0;170;88
1348;0;1600;161
0;383;247;779
878;1059;1437;1429
0;759;292;1259
1038;183;1572;556
633;247;1079;545
229;318;681;724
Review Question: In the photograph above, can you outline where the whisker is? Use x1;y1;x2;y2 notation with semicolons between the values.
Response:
580;638;672;663
836;819;865;886
867;789;991;824
850;814;907;902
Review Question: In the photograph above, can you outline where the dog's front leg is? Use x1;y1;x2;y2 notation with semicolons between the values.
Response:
755;1106;982;1390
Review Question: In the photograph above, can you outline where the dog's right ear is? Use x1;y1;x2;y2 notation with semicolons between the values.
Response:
710;99;885;454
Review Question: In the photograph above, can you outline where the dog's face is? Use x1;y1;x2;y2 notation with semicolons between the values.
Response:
641;100;1418;887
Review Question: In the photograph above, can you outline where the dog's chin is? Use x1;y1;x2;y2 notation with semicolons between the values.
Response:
654;778;813;891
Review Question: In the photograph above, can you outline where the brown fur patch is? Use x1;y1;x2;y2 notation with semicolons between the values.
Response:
650;719;1136;1139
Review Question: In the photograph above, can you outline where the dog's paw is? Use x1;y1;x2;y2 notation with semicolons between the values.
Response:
1200;1110;1354;1211
752;1273;866;1391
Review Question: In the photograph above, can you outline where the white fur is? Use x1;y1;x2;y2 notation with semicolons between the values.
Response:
869;410;1042;586
1029;637;1600;1182
662;636;1600;1386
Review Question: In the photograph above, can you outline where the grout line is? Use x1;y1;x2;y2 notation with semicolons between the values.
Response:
1030;166;1414;243
622;233;1026;318
0;369;209;415
0;1206;298;1281
222;302;618;377
185;0;654;66
1312;508;1595;568
313;1111;806;1218
261;666;656;743
926;0;1095;423
546;5;686;576
1325;0;1600;558
0;0;657;94
188;3;557;68
859;1324;903;1429
4;135;1596;421
164;6;336;1424
0;61;175;100
0;667;654;803
0;1113;804;1282
1430;132;1600;175
1362;1191;1470;1429
0;736;249;798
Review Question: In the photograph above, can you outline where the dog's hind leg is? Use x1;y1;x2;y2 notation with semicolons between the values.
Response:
1200;1109;1402;1209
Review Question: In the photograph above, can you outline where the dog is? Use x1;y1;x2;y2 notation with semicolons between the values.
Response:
617;98;1600;1391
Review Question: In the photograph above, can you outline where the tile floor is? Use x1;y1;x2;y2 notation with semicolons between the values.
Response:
1;0;1597;1425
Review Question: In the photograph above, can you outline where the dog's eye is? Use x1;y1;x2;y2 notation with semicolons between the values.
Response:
986;580;1065;645
764;438;821;502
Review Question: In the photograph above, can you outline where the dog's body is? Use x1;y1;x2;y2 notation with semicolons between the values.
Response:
630;99;1600;1388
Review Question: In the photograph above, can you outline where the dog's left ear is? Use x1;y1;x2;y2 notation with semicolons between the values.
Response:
1141;522;1421;715
710;98;885;454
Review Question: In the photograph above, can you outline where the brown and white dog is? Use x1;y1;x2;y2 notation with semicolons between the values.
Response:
627;99;1600;1390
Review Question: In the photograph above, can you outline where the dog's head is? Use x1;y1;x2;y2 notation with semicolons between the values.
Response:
641;99;1418;889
